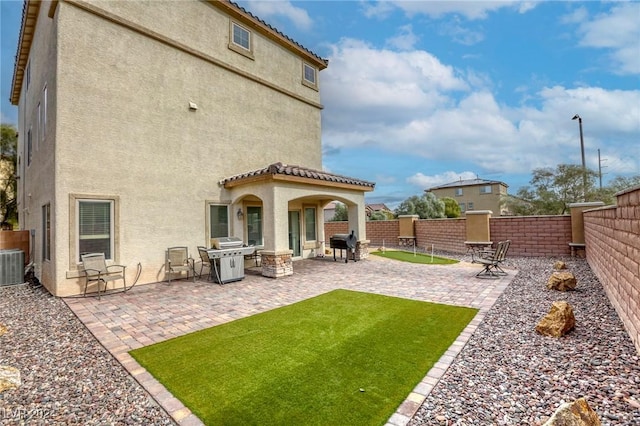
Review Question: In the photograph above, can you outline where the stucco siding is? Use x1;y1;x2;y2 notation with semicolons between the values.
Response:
32;1;324;295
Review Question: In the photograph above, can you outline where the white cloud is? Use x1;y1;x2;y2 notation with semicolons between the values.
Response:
380;0;536;20
385;24;418;51
242;1;313;31
407;171;477;189
321;38;640;180
573;2;640;74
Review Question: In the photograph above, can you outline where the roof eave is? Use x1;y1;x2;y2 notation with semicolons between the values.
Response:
10;0;41;105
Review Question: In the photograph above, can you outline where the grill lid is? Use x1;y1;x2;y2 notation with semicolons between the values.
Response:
211;237;244;249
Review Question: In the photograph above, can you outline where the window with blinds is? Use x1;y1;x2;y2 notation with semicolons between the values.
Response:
78;200;113;260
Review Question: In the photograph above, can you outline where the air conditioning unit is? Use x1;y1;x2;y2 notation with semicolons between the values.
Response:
0;249;25;286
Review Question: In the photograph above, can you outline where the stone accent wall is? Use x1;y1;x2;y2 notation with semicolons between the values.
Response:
490;215;573;257
355;241;369;260
584;186;640;354
260;252;293;278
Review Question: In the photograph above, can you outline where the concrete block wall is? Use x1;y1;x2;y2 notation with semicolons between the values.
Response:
584;186;640;354
324;221;399;247
490;215;573;257
415;218;466;253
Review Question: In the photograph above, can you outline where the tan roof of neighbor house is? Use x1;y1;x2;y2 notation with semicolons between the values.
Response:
10;0;329;105
366;203;390;211
220;163;375;190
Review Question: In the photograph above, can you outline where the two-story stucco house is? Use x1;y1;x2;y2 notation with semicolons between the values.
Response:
10;0;374;297
426;178;509;215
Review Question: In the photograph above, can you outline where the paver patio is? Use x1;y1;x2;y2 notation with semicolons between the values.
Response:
64;255;514;426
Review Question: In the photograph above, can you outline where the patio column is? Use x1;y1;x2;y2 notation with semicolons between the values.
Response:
465;210;492;251
260;188;293;278
568;202;604;257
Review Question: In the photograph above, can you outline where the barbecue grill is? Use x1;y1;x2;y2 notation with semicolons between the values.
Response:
207;237;256;284
329;230;358;263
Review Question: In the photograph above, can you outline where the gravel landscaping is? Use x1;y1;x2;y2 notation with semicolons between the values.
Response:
410;256;640;426
1;256;638;425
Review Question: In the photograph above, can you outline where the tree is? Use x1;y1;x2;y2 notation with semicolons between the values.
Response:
503;164;639;216
394;193;445;219
329;202;348;221
0;124;18;229
368;211;388;221
441;197;461;218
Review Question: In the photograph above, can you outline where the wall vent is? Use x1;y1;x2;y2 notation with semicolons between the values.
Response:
0;249;25;286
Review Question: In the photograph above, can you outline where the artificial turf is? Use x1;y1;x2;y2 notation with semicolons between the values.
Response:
370;250;459;264
129;289;477;425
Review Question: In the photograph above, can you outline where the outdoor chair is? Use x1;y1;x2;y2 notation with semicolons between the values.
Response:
166;246;195;284
471;240;511;278
80;252;127;299
197;246;213;280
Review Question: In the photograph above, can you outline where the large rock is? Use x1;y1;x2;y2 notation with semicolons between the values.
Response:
553;261;567;270
543;397;601;426
0;365;21;393
536;301;575;337
547;271;577;291
0;324;7;337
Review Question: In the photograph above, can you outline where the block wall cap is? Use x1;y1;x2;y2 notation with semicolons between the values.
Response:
465;210;493;215
568;202;605;208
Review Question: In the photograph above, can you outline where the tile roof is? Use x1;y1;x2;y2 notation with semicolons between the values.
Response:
427;178;507;190
220;163;375;189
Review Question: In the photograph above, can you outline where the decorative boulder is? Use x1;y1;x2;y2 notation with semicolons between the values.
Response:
547;271;577;291
553;261;567;270
0;365;21;393
536;301;575;337
542;397;601;426
0;324;6;337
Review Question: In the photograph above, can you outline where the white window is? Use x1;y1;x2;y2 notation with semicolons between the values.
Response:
232;22;250;51
42;85;47;141
42;204;51;261
77;199;114;261
25;61;31;91
27;127;32;166
302;63;317;88
468;202;474;211
459;203;466;212
304;207;317;241
37;102;41;145
480;185;492;194
247;206;263;246
209;205;229;239
455;188;463;196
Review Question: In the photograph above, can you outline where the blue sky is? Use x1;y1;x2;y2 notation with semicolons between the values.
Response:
2;1;639;208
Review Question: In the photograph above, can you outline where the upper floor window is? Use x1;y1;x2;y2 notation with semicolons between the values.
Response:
25;61;31;91
480;185;492;194
455;188;463;196
302;63;318;89
42;85;47;141
27;127;32;166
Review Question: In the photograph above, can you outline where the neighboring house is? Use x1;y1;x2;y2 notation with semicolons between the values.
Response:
426;178;509;215
323;202;337;221
365;203;392;218
10;0;374;296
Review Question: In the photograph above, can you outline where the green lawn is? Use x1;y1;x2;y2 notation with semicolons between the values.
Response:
130;289;477;425
371;250;459;264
